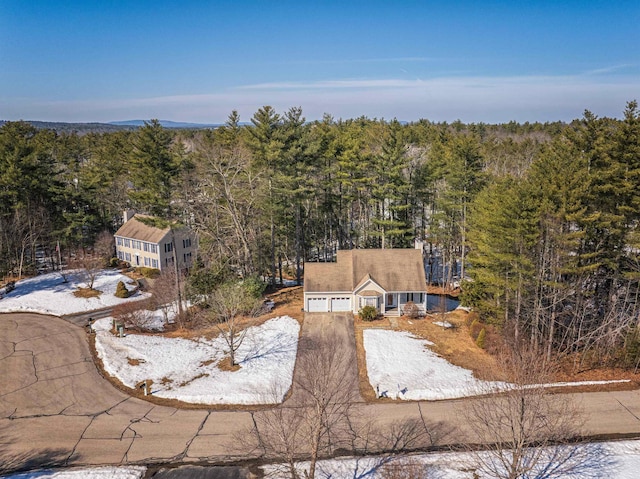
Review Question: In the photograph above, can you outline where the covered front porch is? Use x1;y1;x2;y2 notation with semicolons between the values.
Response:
356;291;427;317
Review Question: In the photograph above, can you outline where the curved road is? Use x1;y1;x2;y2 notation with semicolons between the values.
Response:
2;312;640;471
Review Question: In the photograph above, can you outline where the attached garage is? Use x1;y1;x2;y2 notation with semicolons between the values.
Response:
330;297;351;312
307;297;328;312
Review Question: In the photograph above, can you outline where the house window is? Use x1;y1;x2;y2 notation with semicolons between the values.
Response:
117;251;124;260
164;242;173;253
183;252;192;263
152;259;158;268
124;239;131;247
125;252;131;262
116;237;123;246
144;257;150;266
143;242;149;252
133;240;142;250
387;294;394;306
407;293;414;302
150;244;157;254
183;238;192;248
165;257;174;266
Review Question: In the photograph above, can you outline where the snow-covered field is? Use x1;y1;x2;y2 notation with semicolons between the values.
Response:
364;329;629;400
94;315;300;404
0;270;149;316
4;466;146;478
263;439;640;478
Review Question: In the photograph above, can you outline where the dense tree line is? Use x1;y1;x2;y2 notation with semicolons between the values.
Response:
1;102;637;367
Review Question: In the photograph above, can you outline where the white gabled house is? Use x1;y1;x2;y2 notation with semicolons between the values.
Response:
114;211;196;272
303;249;428;316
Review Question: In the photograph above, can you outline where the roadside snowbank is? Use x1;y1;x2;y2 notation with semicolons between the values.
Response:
5;466;146;478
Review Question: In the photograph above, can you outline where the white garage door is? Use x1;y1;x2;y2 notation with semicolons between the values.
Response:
307;297;328;312
330;297;351;312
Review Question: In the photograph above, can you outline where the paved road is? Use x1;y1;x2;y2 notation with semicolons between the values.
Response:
0;313;254;472
2;312;640;472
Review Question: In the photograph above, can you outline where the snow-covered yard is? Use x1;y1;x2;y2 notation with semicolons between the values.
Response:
364;329;629;401
94;315;300;405
0;270;149;316
263;439;640;478
4;466;146;478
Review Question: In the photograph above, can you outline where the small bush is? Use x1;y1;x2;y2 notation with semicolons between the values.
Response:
136;267;161;279
115;280;130;298
469;318;482;338
402;301;419;319
476;328;486;349
359;305;378;321
242;276;267;299
109;257;120;268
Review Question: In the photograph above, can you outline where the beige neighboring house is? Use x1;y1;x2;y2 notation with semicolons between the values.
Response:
303;249;428;316
114;211;196;272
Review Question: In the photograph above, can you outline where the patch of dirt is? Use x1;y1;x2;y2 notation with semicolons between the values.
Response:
127;357;144;366
178;373;209;387
217;357;241;372
200;359;216;367
73;287;102;298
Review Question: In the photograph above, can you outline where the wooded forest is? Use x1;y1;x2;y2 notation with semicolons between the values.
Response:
1;101;639;368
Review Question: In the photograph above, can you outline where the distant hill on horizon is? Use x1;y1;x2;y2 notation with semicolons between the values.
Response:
0;119;224;134
109;119;222;128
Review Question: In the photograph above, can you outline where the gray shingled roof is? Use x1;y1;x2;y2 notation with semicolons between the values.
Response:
304;249;428;293
114;215;171;244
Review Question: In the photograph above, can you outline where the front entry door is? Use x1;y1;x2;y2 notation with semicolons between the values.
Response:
386;293;395;307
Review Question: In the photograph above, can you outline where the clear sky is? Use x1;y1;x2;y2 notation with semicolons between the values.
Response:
1;0;638;123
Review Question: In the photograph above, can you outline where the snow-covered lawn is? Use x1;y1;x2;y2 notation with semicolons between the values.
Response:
4;466;146;478
94;315;300;405
0;270;149;316
364;329;507;400
364;329;629;401
263;439;640;478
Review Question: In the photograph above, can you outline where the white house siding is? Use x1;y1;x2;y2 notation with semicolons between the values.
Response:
115;231;195;272
115;236;163;269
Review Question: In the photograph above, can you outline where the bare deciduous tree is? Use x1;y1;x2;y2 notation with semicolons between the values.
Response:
151;269;186;328
208;280;262;366
112;301;155;332
93;230;115;265
70;253;104;290
460;347;612;479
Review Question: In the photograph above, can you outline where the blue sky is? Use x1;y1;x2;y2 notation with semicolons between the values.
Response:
1;0;638;123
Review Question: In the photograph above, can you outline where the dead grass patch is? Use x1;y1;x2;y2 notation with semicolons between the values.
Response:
160;376;173;386
127;357;143;366
73;287;102;298
200;359;216;367
217;356;241;372
162;286;304;342
178;372;209;387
